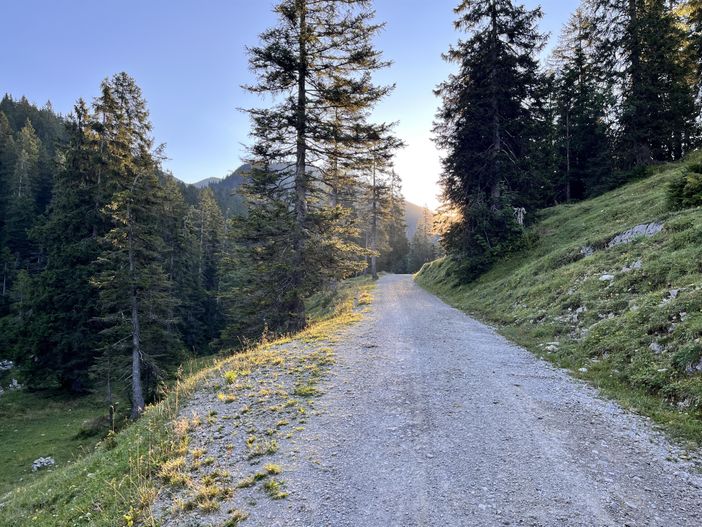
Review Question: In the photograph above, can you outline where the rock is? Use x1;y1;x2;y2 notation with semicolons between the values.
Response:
581;246;594;257
622;259;643;272
599;274;615;282
8;379;22;391
669;289;680;299
578;367;588;373
649;342;664;354
545;344;559;353
575;306;587;315
0;360;13;372
31;457;55;472
608;222;663;248
0;385;4;397
686;359;702;374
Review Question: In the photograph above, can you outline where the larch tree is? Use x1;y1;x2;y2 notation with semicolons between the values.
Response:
237;0;396;332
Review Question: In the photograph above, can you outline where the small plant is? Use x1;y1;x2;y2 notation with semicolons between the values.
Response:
264;463;282;475
263;478;288;499
224;370;238;384
217;392;237;403
224;509;250;526
293;383;318;397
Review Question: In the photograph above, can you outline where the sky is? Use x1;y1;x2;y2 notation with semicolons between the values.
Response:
1;0;577;210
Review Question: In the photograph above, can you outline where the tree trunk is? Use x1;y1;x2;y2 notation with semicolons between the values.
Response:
290;0;309;331
566;110;571;202
489;0;502;204
127;204;145;419
371;163;378;280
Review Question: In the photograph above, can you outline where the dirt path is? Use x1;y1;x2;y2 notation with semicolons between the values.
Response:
240;274;701;527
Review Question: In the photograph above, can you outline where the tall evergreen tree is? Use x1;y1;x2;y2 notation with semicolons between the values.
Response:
552;8;614;200
4;120;41;267
15;100;102;391
591;0;699;166
376;171;409;274
433;0;545;275
236;0;394;332
91;73;181;418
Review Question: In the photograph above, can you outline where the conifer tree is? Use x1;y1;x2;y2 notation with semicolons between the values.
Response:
591;0;699;166
4;120;41;266
433;0;545;274
552;8;614;200
377;170;409;274
91;73;181;418
237;0;394;332
15;100;102;390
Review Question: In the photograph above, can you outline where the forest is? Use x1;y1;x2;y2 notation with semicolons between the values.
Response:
435;0;702;277
1;0;701;423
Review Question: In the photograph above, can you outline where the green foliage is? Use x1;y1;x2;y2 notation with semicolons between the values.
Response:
230;0;396;334
434;0;547;266
667;164;702;210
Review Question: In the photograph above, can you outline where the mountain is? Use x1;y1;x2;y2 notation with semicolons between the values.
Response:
187;165;433;240
191;177;221;188
404;201;432;239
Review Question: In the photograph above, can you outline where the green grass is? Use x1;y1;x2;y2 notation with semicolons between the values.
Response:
0;276;374;526
417;151;702;446
0;390;111;497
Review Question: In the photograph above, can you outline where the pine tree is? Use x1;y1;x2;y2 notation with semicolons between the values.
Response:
408;208;436;273
552;8;614;200
686;0;702;110
591;0;699;166
237;0;394;332
91;73;181;418
377;171;409;274
0;112;15;306
195;187;225;343
15;100;102;391
433;0;545;275
4;120;41;267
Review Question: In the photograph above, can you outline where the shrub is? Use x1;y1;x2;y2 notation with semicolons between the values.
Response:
667;164;702;210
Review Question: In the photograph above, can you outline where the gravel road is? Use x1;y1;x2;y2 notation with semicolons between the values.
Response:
199;274;702;527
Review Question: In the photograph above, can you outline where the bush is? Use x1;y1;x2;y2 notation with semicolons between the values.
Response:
668;164;702;210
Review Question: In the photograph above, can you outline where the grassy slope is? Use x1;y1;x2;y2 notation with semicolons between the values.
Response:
417;152;702;445
0;389;108;496
0;276;374;527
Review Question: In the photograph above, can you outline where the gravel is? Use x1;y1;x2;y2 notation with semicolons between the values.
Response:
162;274;702;526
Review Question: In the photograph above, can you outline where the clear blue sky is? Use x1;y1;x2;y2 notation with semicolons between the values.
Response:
1;0;577;209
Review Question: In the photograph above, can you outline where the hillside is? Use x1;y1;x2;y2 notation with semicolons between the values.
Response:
192;177;222;188
187;165;432;238
404;201;432;239
0;277;375;526
417;153;702;442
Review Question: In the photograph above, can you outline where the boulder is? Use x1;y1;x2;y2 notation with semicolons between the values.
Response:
608;222;663;248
